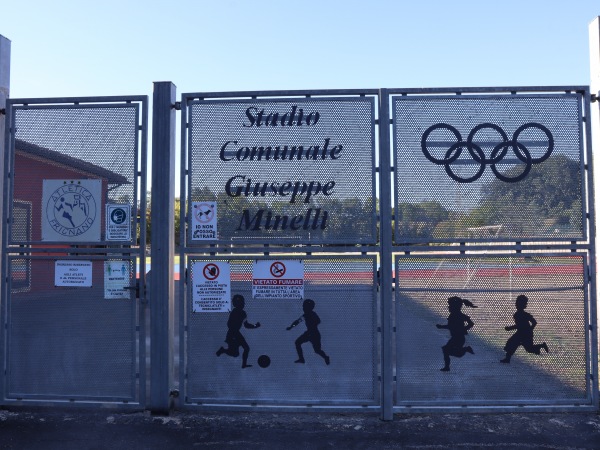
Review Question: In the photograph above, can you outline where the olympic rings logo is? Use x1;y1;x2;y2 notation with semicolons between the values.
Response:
420;123;554;183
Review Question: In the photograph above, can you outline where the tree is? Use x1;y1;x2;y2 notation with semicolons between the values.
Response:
468;154;582;236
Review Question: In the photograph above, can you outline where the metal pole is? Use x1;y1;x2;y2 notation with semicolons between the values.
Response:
0;34;10;409
150;82;176;413
588;16;600;408
0;35;10;258
378;89;394;420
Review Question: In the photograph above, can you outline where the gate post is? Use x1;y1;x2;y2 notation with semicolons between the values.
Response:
0;35;9;406
150;81;176;413
0;35;10;255
378;89;394;420
589;16;600;404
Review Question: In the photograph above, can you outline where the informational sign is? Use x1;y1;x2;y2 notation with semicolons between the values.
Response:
42;179;101;242
252;260;304;299
192;261;231;312
104;260;130;299
55;260;92;287
106;204;131;241
189;98;376;244
191;202;217;241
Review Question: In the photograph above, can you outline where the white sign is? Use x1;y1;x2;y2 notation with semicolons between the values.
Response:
42;180;102;242
104;260;130;299
106;204;131;241
55;260;93;287
191;201;217;240
252;260;304;299
192;261;231;312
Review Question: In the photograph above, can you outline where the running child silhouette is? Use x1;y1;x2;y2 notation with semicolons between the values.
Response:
436;296;476;372
286;299;330;365
500;294;549;363
216;294;260;368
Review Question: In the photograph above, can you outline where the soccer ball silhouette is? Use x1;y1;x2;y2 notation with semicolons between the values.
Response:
258;355;271;368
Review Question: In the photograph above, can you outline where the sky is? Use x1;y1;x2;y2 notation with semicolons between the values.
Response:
1;1;599;98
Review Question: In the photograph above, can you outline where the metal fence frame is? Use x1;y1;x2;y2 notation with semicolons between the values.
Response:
178;89;384;413
394;252;594;410
1;95;149;408
176;86;598;418
0;86;596;418
181;254;379;408
384;86;598;414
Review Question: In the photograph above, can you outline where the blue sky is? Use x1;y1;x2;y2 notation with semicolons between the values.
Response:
1;1;599;98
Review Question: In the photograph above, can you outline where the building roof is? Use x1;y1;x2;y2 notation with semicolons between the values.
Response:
15;139;130;185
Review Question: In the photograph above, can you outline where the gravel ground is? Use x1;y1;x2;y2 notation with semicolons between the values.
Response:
0;408;599;449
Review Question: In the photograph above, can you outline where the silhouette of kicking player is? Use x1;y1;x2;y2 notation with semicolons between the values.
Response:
216;294;260;368
500;294;549;363
436;296;476;372
286;299;330;365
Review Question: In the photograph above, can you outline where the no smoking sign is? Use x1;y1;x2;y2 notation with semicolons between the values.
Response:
253;260;304;299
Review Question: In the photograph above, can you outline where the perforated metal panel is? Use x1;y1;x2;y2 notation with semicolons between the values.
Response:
395;254;590;405
9;103;140;244
2;97;147;406
184;256;378;405
186;98;376;245
6;256;138;401
393;94;584;243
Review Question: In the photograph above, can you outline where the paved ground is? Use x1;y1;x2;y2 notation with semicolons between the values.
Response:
0;408;599;449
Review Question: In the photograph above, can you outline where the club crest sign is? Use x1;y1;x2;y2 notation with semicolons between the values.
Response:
42;180;101;242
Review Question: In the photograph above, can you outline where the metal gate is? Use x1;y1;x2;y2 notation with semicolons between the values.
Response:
1;96;148;407
178;86;598;416
178;91;381;410
388;87;598;413
0;86;597;416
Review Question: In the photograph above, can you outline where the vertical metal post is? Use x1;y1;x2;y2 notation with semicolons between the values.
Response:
0;35;10;255
588;16;600;407
150;82;176;413
0;34;10;409
378;89;394;420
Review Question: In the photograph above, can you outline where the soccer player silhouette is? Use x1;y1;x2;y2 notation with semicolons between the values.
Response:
216;294;260;368
500;294;549;363
436;296;477;372
287;299;330;365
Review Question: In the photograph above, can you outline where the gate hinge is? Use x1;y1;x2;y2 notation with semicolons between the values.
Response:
591;93;598;102
172;102;181;110
0;108;5;115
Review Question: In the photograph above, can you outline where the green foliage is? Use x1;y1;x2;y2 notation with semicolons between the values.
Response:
470;154;582;235
395;154;581;241
396;201;450;241
143;154;582;246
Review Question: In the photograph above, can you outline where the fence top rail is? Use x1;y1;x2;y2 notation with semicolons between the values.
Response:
386;85;589;95
6;95;148;106
181;86;590;102
181;88;379;101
